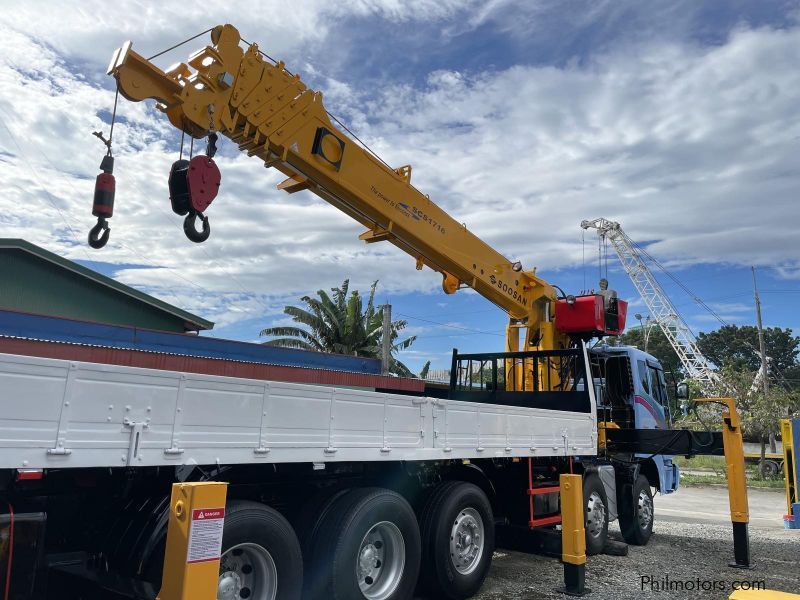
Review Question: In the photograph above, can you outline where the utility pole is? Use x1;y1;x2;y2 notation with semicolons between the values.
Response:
382;304;392;375
634;313;652;352
751;267;775;455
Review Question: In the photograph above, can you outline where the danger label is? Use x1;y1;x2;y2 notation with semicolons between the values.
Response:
187;507;225;564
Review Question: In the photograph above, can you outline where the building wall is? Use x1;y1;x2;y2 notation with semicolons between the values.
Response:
0;249;186;332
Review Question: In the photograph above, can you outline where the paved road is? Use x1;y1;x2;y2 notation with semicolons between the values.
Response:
656;484;786;529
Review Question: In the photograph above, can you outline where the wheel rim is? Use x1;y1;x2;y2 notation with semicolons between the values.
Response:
449;507;485;575
218;543;277;600
356;521;405;600
585;491;606;539
637;490;653;530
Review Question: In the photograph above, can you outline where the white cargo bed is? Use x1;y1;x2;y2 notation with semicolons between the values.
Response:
0;353;597;470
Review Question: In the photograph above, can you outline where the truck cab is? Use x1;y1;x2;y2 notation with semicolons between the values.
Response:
589;345;680;494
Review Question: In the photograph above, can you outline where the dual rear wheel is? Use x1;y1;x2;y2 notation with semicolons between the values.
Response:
213;483;493;600
306;483;494;600
581;472;654;555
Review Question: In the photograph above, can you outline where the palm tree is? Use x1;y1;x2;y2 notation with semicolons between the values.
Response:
260;279;417;376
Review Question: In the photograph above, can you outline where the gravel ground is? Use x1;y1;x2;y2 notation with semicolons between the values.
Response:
472;520;799;599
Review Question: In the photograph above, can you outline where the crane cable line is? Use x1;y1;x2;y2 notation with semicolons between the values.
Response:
0;112;220;313
630;240;728;327
396;312;505;337
4;87;280;321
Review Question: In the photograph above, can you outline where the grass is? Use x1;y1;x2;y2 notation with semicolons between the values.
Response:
672;454;786;489
672;455;727;470
679;472;785;489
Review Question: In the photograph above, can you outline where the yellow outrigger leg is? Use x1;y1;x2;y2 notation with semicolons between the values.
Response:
157;482;228;600
695;397;751;569
558;473;589;596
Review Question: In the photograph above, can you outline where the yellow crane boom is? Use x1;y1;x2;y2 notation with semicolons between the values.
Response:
108;24;567;353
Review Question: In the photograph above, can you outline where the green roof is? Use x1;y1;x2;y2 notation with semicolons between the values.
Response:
0;239;214;332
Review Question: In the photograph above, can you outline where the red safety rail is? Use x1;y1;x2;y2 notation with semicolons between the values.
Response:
527;457;562;528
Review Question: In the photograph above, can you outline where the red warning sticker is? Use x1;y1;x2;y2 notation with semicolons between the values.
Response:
187;507;226;563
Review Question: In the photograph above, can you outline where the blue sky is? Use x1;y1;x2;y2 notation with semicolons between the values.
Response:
0;1;798;374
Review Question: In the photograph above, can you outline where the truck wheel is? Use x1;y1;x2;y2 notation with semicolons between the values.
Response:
308;488;421;600
218;501;303;600
760;460;780;478
582;473;608;556
619;475;654;546
418;481;495;600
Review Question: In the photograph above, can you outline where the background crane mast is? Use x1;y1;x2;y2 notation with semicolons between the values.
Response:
581;217;718;391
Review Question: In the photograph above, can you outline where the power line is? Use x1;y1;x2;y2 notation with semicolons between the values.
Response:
396;312;504;337
396;306;500;320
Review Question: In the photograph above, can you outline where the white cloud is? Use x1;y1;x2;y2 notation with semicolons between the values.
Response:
0;5;797;337
708;302;751;314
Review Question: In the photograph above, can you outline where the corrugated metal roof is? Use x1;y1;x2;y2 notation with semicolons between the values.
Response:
0;309;382;375
0;338;425;392
0;239;214;331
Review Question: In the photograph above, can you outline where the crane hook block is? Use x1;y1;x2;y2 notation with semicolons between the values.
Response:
168;159;191;216
183;211;210;243
186;155;221;213
168;156;220;242
89;155;115;249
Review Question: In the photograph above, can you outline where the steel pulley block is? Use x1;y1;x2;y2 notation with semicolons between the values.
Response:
168;159;191;216
186;155;221;213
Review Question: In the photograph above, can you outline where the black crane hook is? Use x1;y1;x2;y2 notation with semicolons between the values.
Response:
88;217;110;249
183;211;210;243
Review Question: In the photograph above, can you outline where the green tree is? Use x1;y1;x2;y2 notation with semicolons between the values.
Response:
716;365;800;472
260;279;417;376
686;365;800;473
697;325;799;373
783;364;800;394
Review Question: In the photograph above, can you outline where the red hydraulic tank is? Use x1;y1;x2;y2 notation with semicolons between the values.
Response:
554;294;627;337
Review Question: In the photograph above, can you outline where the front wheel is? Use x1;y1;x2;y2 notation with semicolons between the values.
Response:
582;473;609;556
619;474;654;546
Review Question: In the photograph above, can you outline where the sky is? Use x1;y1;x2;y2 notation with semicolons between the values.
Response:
0;1;798;374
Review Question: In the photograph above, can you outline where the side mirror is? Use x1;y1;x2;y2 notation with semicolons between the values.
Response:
676;381;691;415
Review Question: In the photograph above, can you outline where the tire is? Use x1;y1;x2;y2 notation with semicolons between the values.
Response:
760;460;779;479
308;488;421;600
296;488;350;556
619;475;654;546
582;473;609;556
219;501;303;600
418;481;495;600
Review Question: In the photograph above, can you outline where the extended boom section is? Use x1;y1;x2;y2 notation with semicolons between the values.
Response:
108;25;562;352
